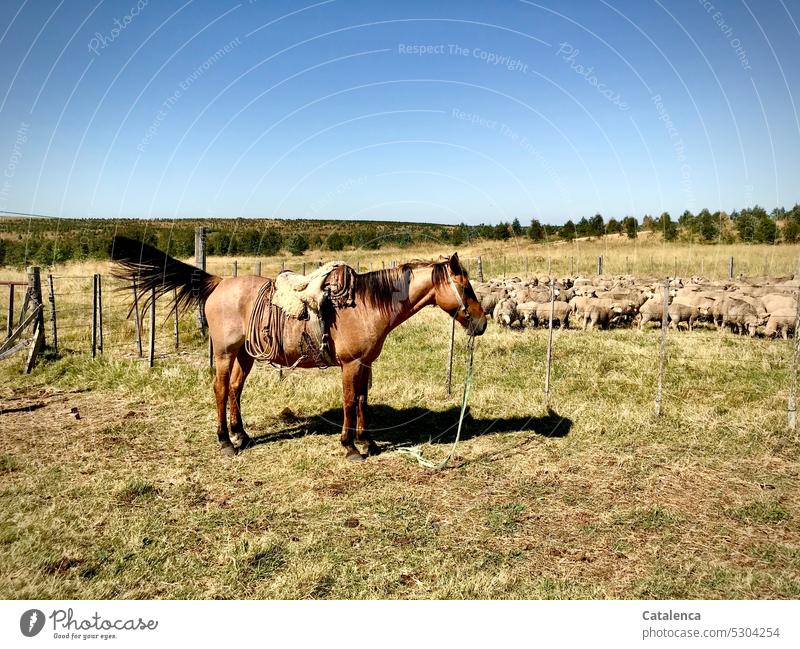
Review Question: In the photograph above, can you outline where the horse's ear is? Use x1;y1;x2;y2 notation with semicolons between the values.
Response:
449;252;462;275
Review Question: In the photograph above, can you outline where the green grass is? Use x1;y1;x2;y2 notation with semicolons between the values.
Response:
1;268;800;598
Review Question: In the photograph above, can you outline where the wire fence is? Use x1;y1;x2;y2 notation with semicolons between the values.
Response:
1;254;798;432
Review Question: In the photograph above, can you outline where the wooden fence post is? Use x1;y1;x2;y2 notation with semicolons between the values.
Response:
6;284;13;338
728;256;734;280
255;261;262;276
47;274;58;355
232;260;238;277
547;257;551;276
24;267;44;373
173;287;179;350
445;317;456;397
570;256;574;277
132;279;143;358
597;256;603;275
788;289;800;432
148;286;156;368
655;279;670;417
544;280;555;406
301;262;306;275
195;226;207;332
91;274;98;359
97;274;103;354
477;255;484;282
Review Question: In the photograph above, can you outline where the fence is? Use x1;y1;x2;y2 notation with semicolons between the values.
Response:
2;240;800;434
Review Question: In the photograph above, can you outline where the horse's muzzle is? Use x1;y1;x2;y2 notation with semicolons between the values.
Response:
468;315;488;336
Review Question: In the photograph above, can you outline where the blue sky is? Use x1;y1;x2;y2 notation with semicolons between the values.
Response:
0;0;798;225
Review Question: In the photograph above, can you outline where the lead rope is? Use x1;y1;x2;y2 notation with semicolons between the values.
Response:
397;331;476;469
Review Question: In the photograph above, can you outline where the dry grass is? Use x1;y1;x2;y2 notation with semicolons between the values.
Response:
1;244;799;599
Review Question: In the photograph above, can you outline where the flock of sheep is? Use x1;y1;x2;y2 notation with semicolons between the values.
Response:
473;273;800;338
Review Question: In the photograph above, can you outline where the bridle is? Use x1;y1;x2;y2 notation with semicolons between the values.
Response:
447;269;471;324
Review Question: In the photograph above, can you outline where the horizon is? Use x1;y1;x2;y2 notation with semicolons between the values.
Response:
1;1;799;225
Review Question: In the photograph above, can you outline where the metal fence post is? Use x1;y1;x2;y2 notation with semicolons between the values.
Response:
173;287;179;350
788;290;800;431
132;279;143;358
195;226;206;332
544;280;555;406
97;274;104;354
47;274;58;355
445;317;456;397
91;274;98;359
6;284;14;338
149;286;156;368
655;279;670;417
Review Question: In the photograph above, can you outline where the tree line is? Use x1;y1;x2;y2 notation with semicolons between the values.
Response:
0;205;798;268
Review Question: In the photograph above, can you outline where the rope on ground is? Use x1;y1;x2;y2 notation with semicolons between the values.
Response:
397;331;476;470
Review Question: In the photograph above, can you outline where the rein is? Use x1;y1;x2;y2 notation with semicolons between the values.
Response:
397;328;476;470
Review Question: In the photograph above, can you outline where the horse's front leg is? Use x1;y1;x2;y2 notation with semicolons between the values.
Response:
340;361;364;462
213;350;236;456
355;364;379;457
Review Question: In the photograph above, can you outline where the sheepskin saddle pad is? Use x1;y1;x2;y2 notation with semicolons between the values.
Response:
272;261;357;319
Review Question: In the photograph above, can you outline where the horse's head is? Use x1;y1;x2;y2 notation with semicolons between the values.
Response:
434;253;487;336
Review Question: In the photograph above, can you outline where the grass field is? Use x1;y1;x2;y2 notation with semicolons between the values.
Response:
1;243;799;599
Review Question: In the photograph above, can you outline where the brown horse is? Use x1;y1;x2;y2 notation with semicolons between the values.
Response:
112;237;486;460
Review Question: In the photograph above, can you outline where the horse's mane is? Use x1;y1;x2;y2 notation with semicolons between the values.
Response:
354;259;452;315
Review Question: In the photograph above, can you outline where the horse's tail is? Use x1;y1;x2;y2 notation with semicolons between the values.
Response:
110;236;222;316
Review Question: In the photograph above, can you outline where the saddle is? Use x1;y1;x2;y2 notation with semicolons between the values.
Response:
245;264;357;367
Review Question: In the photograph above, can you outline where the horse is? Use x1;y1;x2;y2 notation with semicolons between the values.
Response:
111;237;487;461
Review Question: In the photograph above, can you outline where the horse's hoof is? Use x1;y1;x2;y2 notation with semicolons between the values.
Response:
346;451;366;463
220;443;237;457
235;435;254;452
366;443;381;457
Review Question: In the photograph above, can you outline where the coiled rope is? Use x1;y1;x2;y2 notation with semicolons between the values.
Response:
397;331;476;470
245;281;288;364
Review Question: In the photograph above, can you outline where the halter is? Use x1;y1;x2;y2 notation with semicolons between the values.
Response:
447;270;471;322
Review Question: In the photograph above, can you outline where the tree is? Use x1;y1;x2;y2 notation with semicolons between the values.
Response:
325;232;346;251
353;227;380;250
641;214;655;231
606;218;622;234
589;213;604;237
622;216;638;239
783;220;800;243
657;212;678;241
286;233;309;256
258;228;283;256
493;222;511;240
529;218;545;241
511;218;522;236
561;219;576;241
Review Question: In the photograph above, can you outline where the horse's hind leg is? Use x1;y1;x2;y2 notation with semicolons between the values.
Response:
213;350;236;456
229;348;255;450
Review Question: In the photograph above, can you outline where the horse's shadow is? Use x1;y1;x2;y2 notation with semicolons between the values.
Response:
249;404;571;451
